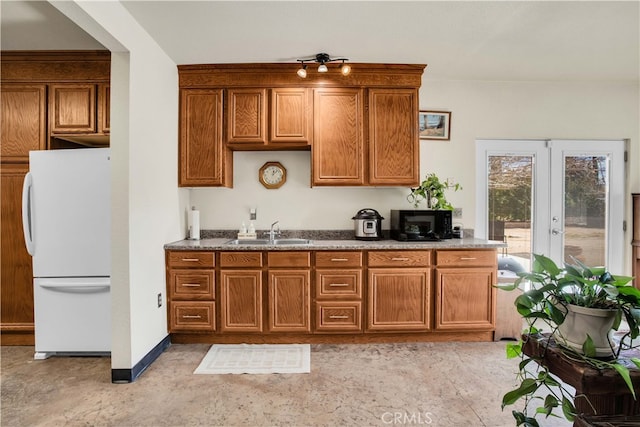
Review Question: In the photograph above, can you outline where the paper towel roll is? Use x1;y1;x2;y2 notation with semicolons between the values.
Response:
189;207;200;240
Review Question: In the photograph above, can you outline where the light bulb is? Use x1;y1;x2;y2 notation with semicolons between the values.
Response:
296;66;307;78
341;64;351;76
318;63;328;73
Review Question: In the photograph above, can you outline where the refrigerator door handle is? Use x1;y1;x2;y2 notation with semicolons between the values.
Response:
21;172;35;255
39;285;110;293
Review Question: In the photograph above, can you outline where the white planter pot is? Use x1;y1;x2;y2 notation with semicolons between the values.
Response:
553;304;618;357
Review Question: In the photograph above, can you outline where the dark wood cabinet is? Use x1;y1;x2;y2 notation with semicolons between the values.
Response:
1;84;47;162
0;163;34;344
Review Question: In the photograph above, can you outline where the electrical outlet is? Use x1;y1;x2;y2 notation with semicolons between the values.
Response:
250;208;257;220
453;208;463;218
157;293;162;308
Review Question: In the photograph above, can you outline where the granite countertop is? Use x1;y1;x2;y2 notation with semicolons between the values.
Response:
164;237;506;251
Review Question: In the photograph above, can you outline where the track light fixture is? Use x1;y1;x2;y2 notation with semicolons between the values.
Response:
296;53;350;78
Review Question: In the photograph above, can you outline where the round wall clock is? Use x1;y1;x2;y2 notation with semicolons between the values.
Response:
259;161;287;189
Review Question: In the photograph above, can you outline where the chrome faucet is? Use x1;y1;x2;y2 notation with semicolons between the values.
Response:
266;221;280;242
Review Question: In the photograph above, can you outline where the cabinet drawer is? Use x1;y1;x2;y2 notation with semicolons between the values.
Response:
315;301;362;332
220;251;263;267
268;251;311;268
315;251;362;268
436;250;496;267
368;251;431;267
168;251;214;268
169;270;214;300
316;270;362;299
170;302;215;332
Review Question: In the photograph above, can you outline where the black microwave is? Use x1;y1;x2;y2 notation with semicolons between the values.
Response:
390;210;453;241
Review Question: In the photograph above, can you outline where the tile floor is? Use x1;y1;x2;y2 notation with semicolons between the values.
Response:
1;342;572;426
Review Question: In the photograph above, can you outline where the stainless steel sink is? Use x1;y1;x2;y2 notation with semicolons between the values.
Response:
224;238;312;246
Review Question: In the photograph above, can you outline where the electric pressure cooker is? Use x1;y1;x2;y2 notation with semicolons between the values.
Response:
352;208;384;241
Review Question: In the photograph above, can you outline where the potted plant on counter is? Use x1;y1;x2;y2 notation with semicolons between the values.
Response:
498;253;640;426
407;173;461;209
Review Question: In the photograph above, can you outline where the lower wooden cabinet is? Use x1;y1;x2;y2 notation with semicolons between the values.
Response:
166;250;215;333
434;250;497;330
220;269;263;332
268;269;310;332
165;248;498;340
367;268;431;331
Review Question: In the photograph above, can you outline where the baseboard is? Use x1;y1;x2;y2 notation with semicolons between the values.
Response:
111;335;171;383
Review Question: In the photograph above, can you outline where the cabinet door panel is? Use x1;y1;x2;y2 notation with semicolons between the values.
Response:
268;270;310;332
435;267;496;330
368;89;419;185
312;88;364;185
50;84;96;134
1;84;47;161
1;164;34;339
220;270;263;332
227;89;267;144
270;88;311;144
179;89;228;186
367;268;430;331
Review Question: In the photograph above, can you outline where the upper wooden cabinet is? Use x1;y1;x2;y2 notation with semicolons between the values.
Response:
226;87;312;149
1;84;47;162
49;83;110;136
178;63;425;187
226;88;267;144
312;88;364;185
368;88;419;185
49;84;96;134
179;88;231;187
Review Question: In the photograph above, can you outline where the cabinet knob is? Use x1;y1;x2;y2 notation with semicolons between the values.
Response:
182;315;202;319
181;258;200;262
330;258;349;262
181;283;201;287
329;315;349;319
391;257;410;261
329;283;349;287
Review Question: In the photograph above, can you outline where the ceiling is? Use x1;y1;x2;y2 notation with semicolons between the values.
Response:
1;1;639;82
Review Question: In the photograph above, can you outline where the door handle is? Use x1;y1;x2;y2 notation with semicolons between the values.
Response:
21;172;35;255
551;228;565;235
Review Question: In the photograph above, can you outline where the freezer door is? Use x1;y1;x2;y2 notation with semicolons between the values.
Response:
27;148;110;277
34;277;111;355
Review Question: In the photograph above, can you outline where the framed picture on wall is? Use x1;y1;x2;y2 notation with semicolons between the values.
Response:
419;110;451;140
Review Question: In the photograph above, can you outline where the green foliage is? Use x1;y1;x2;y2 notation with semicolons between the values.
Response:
498;254;640;425
407;173;461;210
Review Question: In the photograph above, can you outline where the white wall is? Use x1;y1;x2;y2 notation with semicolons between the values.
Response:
191;78;639;272
50;1;182;370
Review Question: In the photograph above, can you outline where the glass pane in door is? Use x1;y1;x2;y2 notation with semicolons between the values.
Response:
563;155;608;266
488;155;534;275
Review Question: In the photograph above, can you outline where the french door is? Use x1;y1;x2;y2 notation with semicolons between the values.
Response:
476;139;626;273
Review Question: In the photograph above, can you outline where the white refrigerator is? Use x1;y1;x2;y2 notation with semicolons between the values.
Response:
22;148;111;359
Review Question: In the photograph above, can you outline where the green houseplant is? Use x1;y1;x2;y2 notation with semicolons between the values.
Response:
407;173;461;209
498;254;640;426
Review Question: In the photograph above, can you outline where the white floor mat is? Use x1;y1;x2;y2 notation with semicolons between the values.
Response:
194;344;310;374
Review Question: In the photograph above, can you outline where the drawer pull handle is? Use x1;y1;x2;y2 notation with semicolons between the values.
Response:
391;257;410;261
181;258;200;262
460;257;477;260
329;283;350;287
181;283;201;287
182;315;202;319
329;315;349;319
330;258;349;262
